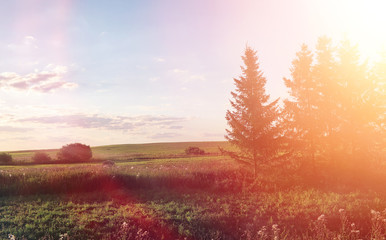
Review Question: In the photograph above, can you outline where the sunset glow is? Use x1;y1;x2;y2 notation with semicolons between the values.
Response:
0;0;385;151
1;1;385;240
327;0;386;62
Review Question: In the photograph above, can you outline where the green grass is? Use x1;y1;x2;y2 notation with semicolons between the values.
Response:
0;142;385;239
4;141;232;163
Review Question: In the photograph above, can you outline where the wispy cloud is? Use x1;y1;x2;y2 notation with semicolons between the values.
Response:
0;65;77;93
0;126;32;132
172;68;187;74
189;75;206;81
17;114;187;132
167;125;183;129
7;36;38;51
23;36;38;48
169;69;206;83
153;57;165;63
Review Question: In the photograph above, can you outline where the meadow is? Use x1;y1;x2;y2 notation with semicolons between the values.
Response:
0;142;385;240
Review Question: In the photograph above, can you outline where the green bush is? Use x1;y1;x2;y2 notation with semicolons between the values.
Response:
57;143;92;162
0;153;12;164
185;146;205;155
32;152;51;164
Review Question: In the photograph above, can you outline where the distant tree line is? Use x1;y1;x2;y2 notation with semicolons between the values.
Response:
224;36;385;178
0;143;92;165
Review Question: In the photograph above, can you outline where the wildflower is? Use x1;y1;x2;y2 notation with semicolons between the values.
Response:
59;233;68;240
317;214;325;222
131;166;134;169
122;221;128;229
257;226;268;238
339;208;345;214
351;223;356;229
371;209;381;220
9;174;12;177
272;224;280;240
272;224;279;231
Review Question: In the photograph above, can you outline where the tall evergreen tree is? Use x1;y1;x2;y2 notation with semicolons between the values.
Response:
372;50;386;135
283;44;319;169
224;46;280;178
283;37;384;172
335;39;372;163
312;36;339;163
363;50;386;164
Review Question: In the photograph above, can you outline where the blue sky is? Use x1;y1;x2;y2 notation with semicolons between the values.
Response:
0;0;385;151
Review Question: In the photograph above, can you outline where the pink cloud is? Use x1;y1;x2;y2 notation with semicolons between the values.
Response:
17;114;187;132
0;65;77;93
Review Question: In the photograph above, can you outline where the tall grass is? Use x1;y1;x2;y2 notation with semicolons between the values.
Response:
1;156;385;239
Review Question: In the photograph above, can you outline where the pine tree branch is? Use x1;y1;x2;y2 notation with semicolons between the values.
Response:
219;147;253;166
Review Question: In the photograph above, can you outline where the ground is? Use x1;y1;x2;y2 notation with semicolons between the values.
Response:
0;142;385;239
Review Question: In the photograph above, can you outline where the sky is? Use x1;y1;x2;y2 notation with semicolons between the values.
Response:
0;0;385;151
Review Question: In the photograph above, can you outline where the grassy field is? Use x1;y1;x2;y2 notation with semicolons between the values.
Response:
0;142;385;239
4;141;232;163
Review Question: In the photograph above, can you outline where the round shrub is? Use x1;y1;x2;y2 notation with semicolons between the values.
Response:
185;146;205;155
0;153;12;164
32;152;51;164
57;143;92;162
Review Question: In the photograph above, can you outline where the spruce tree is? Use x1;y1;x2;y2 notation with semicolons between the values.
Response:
283;43;319;169
336;39;369;163
336;41;385;166
312;36;340;164
371;51;386;163
224;46;280;178
372;50;386;133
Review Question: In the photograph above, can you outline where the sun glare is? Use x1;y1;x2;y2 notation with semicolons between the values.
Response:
334;0;386;62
